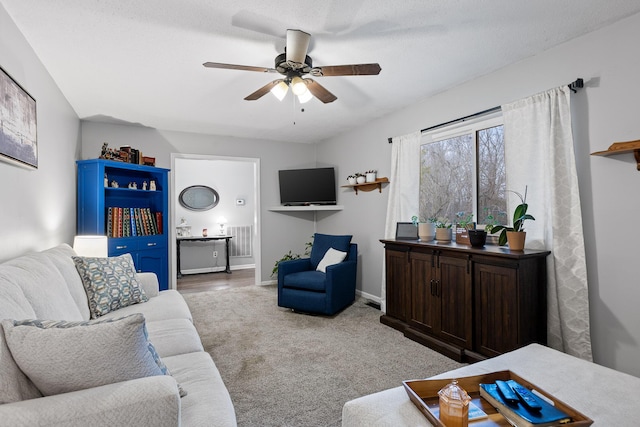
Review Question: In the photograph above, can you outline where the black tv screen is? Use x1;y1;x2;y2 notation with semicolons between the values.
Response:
279;167;337;205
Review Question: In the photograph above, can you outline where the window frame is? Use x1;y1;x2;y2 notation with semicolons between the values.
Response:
419;111;504;228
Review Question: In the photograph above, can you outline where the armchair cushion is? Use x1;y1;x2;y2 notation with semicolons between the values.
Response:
316;248;347;273
2;314;165;396
310;233;352;269
283;271;326;292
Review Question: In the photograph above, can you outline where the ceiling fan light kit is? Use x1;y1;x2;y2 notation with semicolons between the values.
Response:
270;80;289;101
203;29;381;104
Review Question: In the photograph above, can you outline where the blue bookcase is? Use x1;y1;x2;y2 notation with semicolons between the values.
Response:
76;159;170;290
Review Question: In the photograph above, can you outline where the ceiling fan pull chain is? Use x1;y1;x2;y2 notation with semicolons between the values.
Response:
292;93;296;125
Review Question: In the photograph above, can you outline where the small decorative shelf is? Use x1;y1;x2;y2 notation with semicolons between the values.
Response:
269;205;344;212
591;139;640;170
342;177;390;195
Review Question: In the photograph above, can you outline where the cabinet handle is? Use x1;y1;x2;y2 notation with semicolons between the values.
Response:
116;245;127;250
146;242;157;247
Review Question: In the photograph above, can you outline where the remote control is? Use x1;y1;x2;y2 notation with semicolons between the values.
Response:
511;382;542;411
495;380;518;403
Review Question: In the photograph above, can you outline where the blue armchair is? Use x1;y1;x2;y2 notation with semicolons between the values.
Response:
277;233;357;315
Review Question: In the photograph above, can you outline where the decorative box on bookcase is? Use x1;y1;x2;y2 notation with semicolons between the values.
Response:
76;159;170;290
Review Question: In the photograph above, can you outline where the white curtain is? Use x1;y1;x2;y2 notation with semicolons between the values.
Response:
381;131;422;312
502;86;593;360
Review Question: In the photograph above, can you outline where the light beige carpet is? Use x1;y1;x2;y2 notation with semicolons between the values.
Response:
183;285;464;427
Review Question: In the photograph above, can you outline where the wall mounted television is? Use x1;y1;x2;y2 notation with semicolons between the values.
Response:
278;167;337;206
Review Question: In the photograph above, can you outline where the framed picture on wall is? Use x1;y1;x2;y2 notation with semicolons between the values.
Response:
0;66;37;169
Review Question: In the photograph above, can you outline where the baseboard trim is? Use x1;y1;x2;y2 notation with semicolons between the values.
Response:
181;264;255;275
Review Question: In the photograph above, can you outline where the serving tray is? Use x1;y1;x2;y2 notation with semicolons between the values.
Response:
403;370;593;427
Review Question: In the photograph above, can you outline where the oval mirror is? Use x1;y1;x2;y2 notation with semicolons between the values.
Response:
179;185;219;211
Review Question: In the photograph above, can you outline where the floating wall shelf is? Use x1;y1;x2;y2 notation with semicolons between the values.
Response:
269;205;344;212
591;139;640;170
342;177;390;195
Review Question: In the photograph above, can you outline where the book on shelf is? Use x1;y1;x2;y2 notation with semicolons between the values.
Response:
147;208;158;235
123;208;131;237
479;381;572;427
155;212;163;234
129;207;137;236
107;207;113;237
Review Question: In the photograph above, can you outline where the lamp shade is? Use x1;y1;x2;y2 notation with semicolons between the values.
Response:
297;90;313;103
73;235;108;257
290;76;308;96
270;80;289;101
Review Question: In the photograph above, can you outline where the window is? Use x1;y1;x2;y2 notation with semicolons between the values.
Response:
419;113;506;228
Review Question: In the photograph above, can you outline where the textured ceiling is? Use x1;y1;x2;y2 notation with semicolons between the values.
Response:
3;0;640;143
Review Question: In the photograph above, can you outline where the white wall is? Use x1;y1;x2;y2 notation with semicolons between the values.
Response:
317;12;640;376
81;121;318;282
0;4;80;262
175;157;255;272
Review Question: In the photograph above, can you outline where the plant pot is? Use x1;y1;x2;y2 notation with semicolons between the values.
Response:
347;177;356;185
365;172;377;183
467;230;487;248
356;176;366;184
418;222;436;241
506;231;526;251
435;228;452;242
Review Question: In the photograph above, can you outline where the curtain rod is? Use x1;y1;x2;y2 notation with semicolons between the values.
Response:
387;78;584;143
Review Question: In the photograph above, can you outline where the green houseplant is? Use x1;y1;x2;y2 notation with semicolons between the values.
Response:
490;187;535;249
433;218;453;242
271;237;313;277
411;215;437;241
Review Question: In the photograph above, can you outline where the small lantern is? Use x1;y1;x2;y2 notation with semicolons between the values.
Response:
438;379;471;427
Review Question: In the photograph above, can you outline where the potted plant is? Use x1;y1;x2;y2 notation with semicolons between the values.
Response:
411;215;437;241
455;212;474;245
355;173;366;184
434;218;453;242
490;186;535;251
271;237;313;277
365;169;377;183
347;175;357;185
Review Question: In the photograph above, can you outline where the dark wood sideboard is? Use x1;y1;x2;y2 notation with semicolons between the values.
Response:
380;239;550;363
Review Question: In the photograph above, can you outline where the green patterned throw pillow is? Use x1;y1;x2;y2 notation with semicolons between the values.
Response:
73;253;148;318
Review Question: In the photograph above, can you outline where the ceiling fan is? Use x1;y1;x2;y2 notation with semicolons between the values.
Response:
203;29;381;104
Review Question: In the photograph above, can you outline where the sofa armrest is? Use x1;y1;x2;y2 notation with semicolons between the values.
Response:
0;376;180;427
138;272;160;298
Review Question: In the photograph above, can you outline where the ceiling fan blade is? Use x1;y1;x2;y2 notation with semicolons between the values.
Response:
286;29;311;64
315;63;381;76
203;62;276;73
306;79;337;104
244;80;280;101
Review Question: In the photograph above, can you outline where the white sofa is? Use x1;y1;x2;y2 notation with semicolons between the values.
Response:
0;244;236;427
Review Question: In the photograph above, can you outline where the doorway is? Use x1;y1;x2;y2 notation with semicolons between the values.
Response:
170;153;261;290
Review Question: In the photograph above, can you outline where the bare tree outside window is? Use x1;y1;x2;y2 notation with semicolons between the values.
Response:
478;125;506;225
419;121;506;228
420;134;473;223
